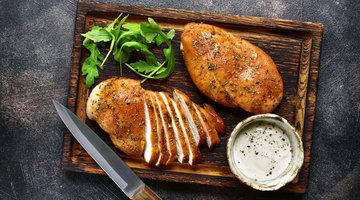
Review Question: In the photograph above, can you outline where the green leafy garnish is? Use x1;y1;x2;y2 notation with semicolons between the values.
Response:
81;38;104;88
81;14;176;88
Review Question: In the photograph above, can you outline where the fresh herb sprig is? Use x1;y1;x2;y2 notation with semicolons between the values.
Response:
81;14;176;88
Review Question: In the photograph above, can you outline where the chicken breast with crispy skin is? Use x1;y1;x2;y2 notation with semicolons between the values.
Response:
180;23;283;114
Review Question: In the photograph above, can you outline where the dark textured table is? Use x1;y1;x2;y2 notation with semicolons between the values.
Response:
1;0;359;199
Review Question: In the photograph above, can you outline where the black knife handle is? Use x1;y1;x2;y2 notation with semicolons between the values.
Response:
131;185;161;200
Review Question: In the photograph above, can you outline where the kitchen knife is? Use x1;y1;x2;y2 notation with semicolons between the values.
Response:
53;100;160;200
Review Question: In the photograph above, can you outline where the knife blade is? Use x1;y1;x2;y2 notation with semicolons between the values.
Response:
53;100;160;200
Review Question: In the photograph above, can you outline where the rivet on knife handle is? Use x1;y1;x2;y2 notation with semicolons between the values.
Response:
131;185;161;200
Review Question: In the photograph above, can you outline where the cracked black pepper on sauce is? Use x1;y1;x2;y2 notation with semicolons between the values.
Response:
233;122;292;180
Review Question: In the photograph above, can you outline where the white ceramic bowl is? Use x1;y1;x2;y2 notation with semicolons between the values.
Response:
227;114;304;191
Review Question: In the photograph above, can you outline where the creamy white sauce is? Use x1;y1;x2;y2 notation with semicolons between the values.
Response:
233;122;292;181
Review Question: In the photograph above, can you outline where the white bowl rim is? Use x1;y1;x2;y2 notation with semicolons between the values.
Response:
227;113;304;191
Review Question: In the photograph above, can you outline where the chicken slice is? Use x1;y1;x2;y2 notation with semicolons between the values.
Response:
154;93;177;165
86;78;145;157
148;93;169;167
173;89;206;146
143;92;160;165
193;103;220;149
159;92;189;164
171;99;201;165
203;104;226;135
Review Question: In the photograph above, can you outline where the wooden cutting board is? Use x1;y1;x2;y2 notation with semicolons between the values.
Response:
62;0;323;193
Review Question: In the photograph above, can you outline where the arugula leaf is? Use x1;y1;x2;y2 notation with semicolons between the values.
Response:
81;14;129;88
113;31;141;63
152;29;175;46
140;18;161;43
81;38;104;88
122;23;140;31
167;29;175;40
113;14;129;54
105;14;122;31
100;14;124;68
118;41;158;75
81;14;176;87
130;60;160;74
125;61;166;79
114;46;130;64
154;35;165;46
82;58;99;88
127;17;175;82
81;27;112;43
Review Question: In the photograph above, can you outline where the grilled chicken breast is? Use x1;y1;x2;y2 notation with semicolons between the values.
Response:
180;23;283;114
86;78;146;157
86;77;225;166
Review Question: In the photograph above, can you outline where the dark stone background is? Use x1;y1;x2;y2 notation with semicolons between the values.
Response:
1;0;359;199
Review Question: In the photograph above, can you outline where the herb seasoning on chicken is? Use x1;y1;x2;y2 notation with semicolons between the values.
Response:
86;78;225;166
180;23;283;114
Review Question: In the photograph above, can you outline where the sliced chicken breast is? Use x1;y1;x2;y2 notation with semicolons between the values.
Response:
193;103;220;149
155;93;177;165
143;92;160;165
173;89;206;146
87;78;225;166
171;99;201;165
203;104;226;135
149;93;169;167
159;92;189;164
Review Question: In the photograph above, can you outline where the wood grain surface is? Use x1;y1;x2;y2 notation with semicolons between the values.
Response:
62;1;323;193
